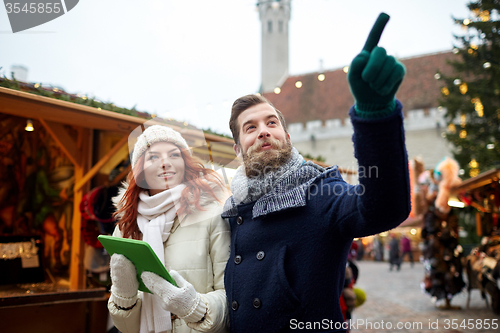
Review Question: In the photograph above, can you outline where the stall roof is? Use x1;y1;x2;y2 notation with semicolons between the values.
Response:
0;86;239;168
452;167;500;193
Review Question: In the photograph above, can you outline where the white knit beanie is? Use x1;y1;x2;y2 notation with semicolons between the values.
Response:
131;125;190;168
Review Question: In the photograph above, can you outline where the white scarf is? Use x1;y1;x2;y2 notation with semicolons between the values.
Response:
136;184;186;333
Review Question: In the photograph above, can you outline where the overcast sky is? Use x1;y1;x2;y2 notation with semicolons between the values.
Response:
1;0;471;135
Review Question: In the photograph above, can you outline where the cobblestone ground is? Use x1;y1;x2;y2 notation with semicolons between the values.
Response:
350;261;500;333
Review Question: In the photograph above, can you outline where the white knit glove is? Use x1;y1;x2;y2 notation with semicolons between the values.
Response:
110;253;139;308
141;270;207;322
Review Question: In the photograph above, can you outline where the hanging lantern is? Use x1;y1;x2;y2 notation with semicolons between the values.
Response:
25;119;34;132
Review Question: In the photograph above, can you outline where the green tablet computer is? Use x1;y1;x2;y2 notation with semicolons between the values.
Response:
98;235;177;293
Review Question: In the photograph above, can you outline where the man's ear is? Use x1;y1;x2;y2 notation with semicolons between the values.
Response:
287;132;291;142
233;144;242;158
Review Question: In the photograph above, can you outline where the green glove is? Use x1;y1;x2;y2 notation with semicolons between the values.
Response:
347;13;406;118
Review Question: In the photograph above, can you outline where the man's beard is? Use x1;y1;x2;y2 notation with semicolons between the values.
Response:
242;137;293;178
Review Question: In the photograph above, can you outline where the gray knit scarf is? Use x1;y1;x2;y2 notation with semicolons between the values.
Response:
224;147;327;219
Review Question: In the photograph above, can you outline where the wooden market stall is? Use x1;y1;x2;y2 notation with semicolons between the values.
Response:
0;86;236;332
452;167;500;314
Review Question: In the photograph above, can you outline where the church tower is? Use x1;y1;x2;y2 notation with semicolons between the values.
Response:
258;0;291;93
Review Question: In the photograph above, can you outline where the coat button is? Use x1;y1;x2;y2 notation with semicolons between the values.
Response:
231;300;239;310
256;251;265;260
234;255;242;264
237;216;243;225
253;298;261;309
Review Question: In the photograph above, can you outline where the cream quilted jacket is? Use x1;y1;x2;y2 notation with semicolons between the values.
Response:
108;197;230;333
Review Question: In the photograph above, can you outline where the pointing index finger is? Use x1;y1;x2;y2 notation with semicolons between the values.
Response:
362;13;390;52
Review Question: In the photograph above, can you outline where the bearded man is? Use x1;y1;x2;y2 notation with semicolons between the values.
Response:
222;14;411;333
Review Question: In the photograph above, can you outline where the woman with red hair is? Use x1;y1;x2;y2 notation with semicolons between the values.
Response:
107;125;230;333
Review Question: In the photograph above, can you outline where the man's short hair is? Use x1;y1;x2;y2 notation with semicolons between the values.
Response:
229;94;287;144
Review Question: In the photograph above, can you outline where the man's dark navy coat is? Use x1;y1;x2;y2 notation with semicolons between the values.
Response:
222;102;411;332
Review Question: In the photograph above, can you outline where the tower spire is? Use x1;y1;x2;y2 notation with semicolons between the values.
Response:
258;0;291;93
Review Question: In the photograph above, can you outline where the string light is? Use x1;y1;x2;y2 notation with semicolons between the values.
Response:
295;81;302;88
463;19;471;25
483;62;491;69
469;159;478;168
460;130;467;138
434;73;441;80
454;79;462;85
343;66;349;73
274;87;281;94
459;82;468;94
318;74;325;81
34;83;40;88
474;99;484;117
447;124;456;133
470;169;480;177
453;48;460;54
460;114;467;127
480;10;490;22
487;144;495;149
441;87;449;96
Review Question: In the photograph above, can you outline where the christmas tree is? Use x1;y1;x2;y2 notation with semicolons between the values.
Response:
438;0;500;178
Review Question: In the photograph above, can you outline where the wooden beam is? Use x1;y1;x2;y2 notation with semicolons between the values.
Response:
100;142;129;175
70;128;92;290
39;119;79;166
74;135;128;192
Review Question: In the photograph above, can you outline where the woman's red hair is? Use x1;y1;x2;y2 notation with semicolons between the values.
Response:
115;147;226;240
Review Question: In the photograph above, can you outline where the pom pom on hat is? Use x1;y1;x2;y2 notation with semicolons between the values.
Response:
132;125;190;168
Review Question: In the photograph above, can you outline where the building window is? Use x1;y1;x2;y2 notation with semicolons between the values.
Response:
279;20;283;33
268;20;272;33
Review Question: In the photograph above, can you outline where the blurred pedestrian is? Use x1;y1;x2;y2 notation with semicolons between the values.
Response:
356;239;365;261
373;235;384;261
389;233;401;271
400;233;414;267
